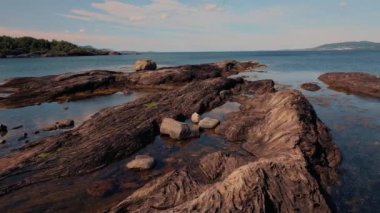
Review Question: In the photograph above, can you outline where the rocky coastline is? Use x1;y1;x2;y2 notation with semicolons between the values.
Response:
0;60;341;212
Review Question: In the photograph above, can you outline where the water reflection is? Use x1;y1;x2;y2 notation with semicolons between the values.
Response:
0;92;144;156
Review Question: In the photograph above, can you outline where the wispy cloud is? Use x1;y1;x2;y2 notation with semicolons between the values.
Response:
64;0;285;32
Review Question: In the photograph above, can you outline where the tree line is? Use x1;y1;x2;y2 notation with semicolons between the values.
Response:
0;36;115;57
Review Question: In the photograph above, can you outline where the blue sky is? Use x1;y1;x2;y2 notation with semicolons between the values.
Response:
0;0;379;51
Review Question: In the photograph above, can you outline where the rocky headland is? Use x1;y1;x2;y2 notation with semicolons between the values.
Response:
0;60;341;212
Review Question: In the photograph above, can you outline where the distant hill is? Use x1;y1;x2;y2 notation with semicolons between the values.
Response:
0;36;121;58
311;41;380;51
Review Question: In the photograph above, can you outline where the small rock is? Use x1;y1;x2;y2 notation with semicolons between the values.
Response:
123;90;132;95
0;139;6;144
12;125;23;130
134;59;157;71
18;132;28;141
126;155;155;170
199;117;220;129
33;130;40;135
300;83;321;92
160;118;199;140
64;107;69;110
219;90;232;99
56;119;75;129
0;123;7;136
42;124;58;131
191;113;201;123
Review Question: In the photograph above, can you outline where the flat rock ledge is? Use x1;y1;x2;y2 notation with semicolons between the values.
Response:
319;72;380;98
0;60;264;109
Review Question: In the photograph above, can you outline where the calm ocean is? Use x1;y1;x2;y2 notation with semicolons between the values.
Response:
0;50;379;211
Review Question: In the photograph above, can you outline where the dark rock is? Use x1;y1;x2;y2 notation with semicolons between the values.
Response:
17;133;28;141
134;59;157;71
301;83;321;91
12;125;23;130
0;61;264;109
319;72;380;98
0;140;5;144
87;180;114;197
33;130;40;135
0;124;7;136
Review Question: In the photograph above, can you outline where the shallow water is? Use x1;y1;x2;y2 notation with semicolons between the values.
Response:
0;51;380;211
0;92;144;155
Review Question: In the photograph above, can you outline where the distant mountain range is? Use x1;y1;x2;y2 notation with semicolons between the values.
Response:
310;41;380;51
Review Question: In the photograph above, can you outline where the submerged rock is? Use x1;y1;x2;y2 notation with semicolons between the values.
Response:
301;83;321;91
191;112;201;123
319;72;380;98
0;124;7;136
126;155;155;170
56;119;75;129
42;119;74;131
42;124;58;131
199;117;220;129
160;118;199;140
134;59;157;71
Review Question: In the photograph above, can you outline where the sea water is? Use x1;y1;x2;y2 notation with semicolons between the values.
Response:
0;50;379;211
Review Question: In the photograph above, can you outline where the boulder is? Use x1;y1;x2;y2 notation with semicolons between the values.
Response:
126;155;155;170
56;119;75;129
301;83;321;91
191;113;201;123
134;59;157;71
160;118;200;140
199;117;220;129
42;124;58;131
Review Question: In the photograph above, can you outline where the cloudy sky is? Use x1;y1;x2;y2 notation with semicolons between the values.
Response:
0;0;379;51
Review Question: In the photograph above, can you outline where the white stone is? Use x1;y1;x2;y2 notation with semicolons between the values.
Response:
191;113;201;123
160;118;199;140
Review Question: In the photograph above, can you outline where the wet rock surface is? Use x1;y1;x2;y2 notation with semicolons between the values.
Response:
0;61;340;212
319;72;380;98
111;89;341;213
0;60;263;108
301;82;321;91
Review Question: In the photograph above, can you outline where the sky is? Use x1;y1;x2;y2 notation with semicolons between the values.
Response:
0;0;379;51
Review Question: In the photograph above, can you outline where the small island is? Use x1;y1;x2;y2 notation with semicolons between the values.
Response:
0;36;121;58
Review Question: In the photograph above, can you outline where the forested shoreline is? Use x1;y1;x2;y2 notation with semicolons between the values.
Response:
0;36;120;58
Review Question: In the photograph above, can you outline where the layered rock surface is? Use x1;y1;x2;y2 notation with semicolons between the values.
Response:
111;90;341;212
0;60;263;108
319;72;380;98
0;61;340;212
